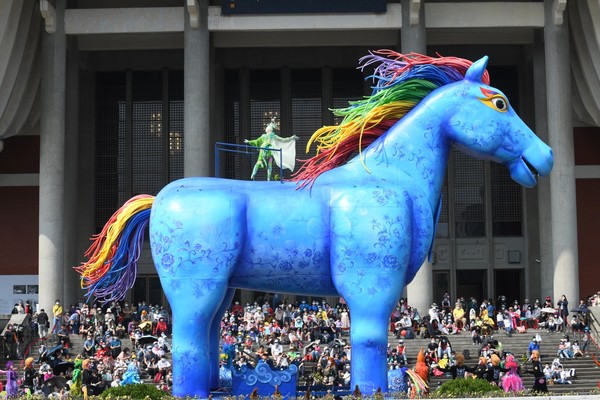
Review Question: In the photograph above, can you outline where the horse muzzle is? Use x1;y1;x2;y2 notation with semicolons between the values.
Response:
509;142;554;188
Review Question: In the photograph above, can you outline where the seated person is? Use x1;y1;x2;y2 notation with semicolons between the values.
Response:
115;323;127;339
571;340;584;357
83;334;96;357
56;324;71;348
109;335;122;359
96;341;111;358
570;315;585;332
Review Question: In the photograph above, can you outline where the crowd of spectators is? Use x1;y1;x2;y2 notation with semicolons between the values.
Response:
389;293;594;343
218;291;596;390
1;300;172;398
220;299;352;387
1;290;597;396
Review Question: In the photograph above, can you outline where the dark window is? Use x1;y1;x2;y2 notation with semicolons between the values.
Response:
332;68;364;125
452;149;486;238
292;69;322;171
436;175;449;238
223;70;241;179
95;72;126;230
491;163;522;236
95;70;184;232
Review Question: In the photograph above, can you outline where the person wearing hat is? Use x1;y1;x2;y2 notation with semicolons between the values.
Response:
0;361;18;397
581;326;591;354
23;357;37;394
396;339;408;365
94;308;105;332
81;358;98;399
526;350;548;392
527;336;540;361
105;308;116;331
472;356;490;380
428;303;440;323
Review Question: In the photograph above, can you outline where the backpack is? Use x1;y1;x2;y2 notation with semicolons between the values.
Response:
463;349;471;360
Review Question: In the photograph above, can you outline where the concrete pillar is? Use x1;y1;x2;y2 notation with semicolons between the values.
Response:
401;0;433;316
533;30;553;301
184;0;211;177
63;36;80;307
544;0;579;304
39;0;66;315
400;0;426;54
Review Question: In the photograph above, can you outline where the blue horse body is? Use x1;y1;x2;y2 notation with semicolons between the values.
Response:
144;56;553;397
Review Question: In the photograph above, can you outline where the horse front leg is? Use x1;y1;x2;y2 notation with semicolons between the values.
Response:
330;199;411;394
163;277;230;398
334;275;402;394
210;288;236;389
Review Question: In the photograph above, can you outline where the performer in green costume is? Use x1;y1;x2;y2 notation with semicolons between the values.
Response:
70;359;84;396
244;118;298;180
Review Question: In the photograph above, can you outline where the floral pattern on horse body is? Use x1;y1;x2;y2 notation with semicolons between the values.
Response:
76;51;553;398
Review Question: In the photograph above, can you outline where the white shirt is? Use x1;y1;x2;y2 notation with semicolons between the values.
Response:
157;358;171;370
271;343;283;356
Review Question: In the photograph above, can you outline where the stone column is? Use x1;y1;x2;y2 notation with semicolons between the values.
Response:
39;0;66;316
184;0;211;177
401;0;433;316
533;30;553;301
63;36;80;307
544;0;579;304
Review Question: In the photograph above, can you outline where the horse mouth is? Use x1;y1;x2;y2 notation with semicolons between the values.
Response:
523;157;539;181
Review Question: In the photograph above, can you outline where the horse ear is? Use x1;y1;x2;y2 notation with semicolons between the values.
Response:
464;56;489;83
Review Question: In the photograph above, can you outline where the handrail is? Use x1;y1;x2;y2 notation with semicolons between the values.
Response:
215;142;284;182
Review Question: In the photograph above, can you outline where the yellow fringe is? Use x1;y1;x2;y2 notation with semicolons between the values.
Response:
80;195;154;283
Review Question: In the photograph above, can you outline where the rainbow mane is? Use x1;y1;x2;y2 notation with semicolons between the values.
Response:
292;51;490;189
75;194;154;302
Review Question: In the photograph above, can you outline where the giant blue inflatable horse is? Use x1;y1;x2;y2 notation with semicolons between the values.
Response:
77;52;553;397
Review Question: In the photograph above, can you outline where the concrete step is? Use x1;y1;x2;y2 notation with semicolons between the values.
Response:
298;328;600;394
23;327;599;395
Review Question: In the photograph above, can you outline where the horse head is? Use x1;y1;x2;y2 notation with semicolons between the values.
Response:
431;56;553;188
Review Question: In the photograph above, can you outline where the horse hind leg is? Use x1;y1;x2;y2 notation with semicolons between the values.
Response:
164;276;230;398
150;187;246;397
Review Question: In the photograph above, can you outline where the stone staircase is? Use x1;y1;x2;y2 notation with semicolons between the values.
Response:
299;328;600;394
19;325;600;395
398;329;600;393
66;333;162;384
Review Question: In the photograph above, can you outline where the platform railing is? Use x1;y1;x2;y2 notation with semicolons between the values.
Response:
215;142;284;182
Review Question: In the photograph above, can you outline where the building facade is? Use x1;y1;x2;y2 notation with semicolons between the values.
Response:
0;0;599;315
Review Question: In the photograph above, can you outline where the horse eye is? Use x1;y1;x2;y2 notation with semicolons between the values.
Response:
492;97;507;111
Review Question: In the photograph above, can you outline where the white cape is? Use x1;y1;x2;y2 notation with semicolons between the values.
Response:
271;136;297;172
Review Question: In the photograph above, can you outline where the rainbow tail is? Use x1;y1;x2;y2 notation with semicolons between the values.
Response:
75;194;154;303
405;369;429;398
